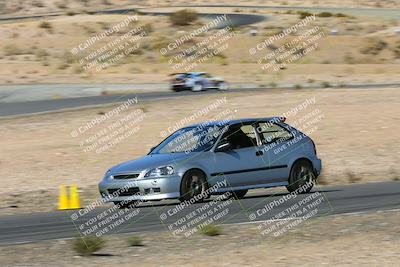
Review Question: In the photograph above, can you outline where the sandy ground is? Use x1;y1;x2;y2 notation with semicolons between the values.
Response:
1;210;399;266
0;88;399;214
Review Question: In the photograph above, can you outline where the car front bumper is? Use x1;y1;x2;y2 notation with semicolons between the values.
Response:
98;175;182;202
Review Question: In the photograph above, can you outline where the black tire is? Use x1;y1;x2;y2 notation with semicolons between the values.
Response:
179;169;208;202
286;159;315;194
113;200;138;209
171;87;183;92
230;189;248;199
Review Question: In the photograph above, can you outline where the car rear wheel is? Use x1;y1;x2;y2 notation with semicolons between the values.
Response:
286;160;315;194
179;170;208;202
230;189;248;199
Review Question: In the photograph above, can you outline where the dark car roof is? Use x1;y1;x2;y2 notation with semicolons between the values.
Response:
187;117;285;128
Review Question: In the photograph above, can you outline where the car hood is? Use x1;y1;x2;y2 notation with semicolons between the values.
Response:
109;152;193;174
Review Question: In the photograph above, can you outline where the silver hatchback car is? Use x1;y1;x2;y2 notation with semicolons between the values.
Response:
99;117;322;208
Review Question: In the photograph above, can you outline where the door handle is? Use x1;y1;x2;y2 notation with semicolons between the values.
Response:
256;150;263;156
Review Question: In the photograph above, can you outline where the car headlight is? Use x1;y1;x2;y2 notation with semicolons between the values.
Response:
145;166;174;177
104;169;112;179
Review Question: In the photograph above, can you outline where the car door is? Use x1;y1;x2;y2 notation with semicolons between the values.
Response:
210;122;270;189
255;121;295;183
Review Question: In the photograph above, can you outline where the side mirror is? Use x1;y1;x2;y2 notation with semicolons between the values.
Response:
215;141;232;152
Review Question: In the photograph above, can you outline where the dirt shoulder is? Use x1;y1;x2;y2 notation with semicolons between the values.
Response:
1;210;399;266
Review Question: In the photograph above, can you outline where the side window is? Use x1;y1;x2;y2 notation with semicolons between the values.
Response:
220;123;257;150
257;122;293;144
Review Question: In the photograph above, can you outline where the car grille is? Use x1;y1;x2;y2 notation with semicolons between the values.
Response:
113;173;140;180
108;187;140;197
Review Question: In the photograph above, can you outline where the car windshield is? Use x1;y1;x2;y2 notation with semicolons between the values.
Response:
151;125;224;154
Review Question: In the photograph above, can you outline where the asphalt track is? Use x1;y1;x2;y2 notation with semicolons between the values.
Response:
0;181;399;245
1;83;400;117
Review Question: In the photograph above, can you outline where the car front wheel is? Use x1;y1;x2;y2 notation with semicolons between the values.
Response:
179;170;208;202
286;160;315;194
217;82;228;90
192;83;203;92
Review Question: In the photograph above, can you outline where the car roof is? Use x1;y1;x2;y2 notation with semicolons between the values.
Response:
186;117;285;128
170;72;207;76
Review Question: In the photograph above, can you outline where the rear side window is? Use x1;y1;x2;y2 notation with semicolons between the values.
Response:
257;122;293;144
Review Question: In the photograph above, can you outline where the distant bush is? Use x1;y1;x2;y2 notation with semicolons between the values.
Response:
321;81;331;88
346;170;361;183
360;38;388;55
66;11;75;16
169;9;198;26
38;21;52;29
335;13;347;17
3;44;23;56
297;11;313;19
142;23;153;34
127;236;143;246
73;236;105;256
393;40;400;58
56;2;67;9
35;49;49;60
199;224;222;236
317;12;333;18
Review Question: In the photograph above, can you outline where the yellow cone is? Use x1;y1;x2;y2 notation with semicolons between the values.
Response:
69;184;81;210
58;185;69;210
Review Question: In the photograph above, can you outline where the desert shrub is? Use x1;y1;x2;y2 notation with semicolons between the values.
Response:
35;49;49;60
73;236;105;256
38;21;52;29
32;0;45;8
336;13;347;17
321;81;331;88
56;2;67;9
57;63;70;70
344;53;356;64
199;225;222;236
393;40;400;58
66;11;75;16
359;38;388;55
127;236;143;246
346;170;361;183
3;44;23;56
142;23;153;34
317;12;333;18
61;51;76;64
169;9;198;26
297;11;313;19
